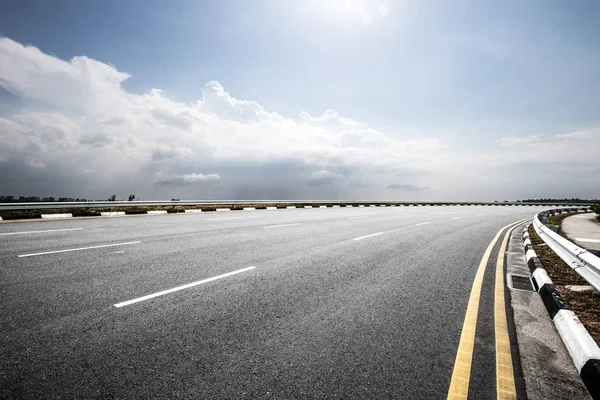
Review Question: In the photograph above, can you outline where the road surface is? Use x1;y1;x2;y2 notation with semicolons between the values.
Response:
1;205;546;399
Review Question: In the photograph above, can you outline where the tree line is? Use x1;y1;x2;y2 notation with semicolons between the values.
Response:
519;198;599;203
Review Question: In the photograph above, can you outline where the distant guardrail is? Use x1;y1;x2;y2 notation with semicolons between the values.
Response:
0;200;595;211
533;208;600;291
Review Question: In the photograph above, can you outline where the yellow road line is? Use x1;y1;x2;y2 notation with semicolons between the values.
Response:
447;219;527;400
495;225;519;400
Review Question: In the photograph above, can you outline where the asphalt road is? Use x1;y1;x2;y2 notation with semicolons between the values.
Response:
0;205;547;399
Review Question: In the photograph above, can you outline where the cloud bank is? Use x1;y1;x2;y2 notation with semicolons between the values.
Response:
0;37;598;200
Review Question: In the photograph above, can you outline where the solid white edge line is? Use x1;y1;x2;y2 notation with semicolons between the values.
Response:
205;217;246;221
575;238;600;243
263;223;301;229
18;241;141;257
347;216;368;219
352;232;384;241
114;266;256;307
0;228;84;236
415;221;431;226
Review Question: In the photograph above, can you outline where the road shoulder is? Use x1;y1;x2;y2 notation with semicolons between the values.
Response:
562;212;600;252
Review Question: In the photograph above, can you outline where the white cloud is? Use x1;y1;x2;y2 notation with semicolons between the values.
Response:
306;170;347;186
0;37;598;200
158;173;221;186
385;184;429;191
499;135;540;147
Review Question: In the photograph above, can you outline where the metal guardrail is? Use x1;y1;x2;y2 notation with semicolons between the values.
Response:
0;200;594;211
533;209;600;292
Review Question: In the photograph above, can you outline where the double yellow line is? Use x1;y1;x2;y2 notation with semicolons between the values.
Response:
447;219;528;400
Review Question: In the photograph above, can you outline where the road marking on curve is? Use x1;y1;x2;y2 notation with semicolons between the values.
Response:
0;228;84;236
352;232;384;241
452;217;463;220
114;266;256;307
575;238;600;243
205;217;246;221
263;223;300;229
495;225;518;399
446;218;527;400
415;221;431;226
18;241;141;258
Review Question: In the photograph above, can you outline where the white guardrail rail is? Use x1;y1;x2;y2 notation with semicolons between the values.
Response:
533;209;600;291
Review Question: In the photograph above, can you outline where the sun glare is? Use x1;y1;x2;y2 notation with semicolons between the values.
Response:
314;0;386;25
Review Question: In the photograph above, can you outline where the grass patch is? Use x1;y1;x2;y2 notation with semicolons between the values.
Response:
559;288;600;344
528;225;588;285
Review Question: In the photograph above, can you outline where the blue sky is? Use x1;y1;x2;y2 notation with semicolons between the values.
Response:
0;0;599;200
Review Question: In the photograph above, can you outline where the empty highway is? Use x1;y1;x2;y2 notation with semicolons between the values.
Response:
1;206;547;399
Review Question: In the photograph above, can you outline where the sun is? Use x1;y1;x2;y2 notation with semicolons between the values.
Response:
314;0;371;24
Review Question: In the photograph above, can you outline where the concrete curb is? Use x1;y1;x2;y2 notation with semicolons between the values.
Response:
184;209;203;213
522;226;600;399
41;213;73;219
0;203;593;223
101;212;125;217
147;210;167;215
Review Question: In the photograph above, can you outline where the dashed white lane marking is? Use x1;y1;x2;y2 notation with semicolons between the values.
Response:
575;238;600;243
0;228;84;236
415;221;431;226
452;217;463;220
347;216;368;219
18;241;141;258
114;251;125;254
114;266;256;307
263;223;301;229
478;214;487;216
353;232;384;241
205;217;246;221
